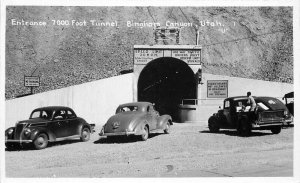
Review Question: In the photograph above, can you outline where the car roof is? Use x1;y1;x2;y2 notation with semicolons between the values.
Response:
118;102;152;108
226;96;248;101
33;106;73;111
283;92;294;98
226;96;287;110
226;96;281;101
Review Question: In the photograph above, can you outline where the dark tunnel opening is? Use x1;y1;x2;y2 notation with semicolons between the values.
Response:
138;57;197;121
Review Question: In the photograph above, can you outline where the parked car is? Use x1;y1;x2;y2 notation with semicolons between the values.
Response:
5;106;95;150
208;96;293;136
99;102;172;141
282;92;294;116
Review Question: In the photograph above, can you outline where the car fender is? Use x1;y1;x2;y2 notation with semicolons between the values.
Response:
5;127;15;139
78;123;93;135
133;120;149;135
29;127;55;142
208;115;219;124
157;115;172;129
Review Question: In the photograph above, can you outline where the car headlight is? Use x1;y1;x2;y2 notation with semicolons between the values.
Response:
24;128;31;137
7;128;14;135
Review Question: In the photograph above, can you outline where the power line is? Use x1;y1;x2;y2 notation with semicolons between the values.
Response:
178;7;197;32
147;7;157;23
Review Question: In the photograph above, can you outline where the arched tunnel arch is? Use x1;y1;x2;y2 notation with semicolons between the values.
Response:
138;57;197;121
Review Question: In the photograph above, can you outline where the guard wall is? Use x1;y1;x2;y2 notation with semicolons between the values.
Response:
5;74;134;129
5;73;293;128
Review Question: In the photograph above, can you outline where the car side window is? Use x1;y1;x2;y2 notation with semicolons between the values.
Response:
30;111;41;119
224;100;230;109
53;110;66;120
67;110;76;119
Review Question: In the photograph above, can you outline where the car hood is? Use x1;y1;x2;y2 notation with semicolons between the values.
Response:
104;112;145;132
17;118;50;125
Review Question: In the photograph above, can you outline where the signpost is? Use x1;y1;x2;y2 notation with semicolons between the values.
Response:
154;26;180;44
207;80;228;98
24;76;40;94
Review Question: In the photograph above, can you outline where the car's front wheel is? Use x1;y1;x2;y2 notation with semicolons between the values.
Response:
33;133;48;150
80;127;91;142
140;125;149;141
271;126;281;134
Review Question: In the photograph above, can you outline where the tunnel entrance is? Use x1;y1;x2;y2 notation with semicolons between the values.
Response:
138;57;197;121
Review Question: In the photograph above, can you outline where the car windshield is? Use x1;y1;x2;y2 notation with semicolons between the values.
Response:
30;110;53;120
117;106;139;113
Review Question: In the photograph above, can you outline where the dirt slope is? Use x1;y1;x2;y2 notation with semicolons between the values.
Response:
5;6;293;99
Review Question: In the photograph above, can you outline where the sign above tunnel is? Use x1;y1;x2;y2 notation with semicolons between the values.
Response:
134;45;202;65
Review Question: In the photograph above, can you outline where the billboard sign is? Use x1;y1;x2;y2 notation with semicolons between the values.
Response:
207;80;228;98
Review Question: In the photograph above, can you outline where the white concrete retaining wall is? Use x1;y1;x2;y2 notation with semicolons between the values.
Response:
194;73;294;123
5;72;293;127
199;73;293;104
5;74;134;128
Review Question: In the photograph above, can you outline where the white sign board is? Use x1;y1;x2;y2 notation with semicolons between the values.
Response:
172;50;201;64
134;48;201;65
207;80;228;98
24;76;40;87
134;49;164;65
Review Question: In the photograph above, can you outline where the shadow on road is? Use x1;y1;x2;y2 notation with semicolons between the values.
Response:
5;139;82;151
200;130;273;137
94;133;163;144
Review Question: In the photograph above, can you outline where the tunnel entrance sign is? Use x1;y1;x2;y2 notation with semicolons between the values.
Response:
207;80;228;98
134;45;201;65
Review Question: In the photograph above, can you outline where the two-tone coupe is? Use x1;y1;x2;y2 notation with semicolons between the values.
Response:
99;102;172;141
5;106;95;150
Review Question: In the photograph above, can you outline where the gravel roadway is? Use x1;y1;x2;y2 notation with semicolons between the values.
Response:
5;123;293;178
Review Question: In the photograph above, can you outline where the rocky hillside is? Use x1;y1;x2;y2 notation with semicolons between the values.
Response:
5;6;293;99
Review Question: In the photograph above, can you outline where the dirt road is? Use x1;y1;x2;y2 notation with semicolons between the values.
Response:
5;123;293;177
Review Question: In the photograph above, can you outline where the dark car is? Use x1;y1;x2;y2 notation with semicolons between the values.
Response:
208;96;293;136
5;106;95;150
99;102;172;141
283;92;294;116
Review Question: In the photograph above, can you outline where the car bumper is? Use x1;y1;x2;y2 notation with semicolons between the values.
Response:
5;139;33;143
99;129;136;137
252;122;284;128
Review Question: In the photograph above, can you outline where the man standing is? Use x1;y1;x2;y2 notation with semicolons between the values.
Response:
247;92;257;111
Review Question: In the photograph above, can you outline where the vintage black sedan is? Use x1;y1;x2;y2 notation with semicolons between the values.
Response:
5;106;95;150
99;102;172;141
208;96;293;136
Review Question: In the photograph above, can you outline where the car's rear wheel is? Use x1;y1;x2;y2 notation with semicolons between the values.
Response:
208;116;220;133
238;118;251;137
80;127;91;142
33;133;48;150
141;125;149;141
271;126;281;134
164;122;171;134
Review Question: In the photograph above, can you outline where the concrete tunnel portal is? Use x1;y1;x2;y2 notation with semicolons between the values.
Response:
138;57;197;120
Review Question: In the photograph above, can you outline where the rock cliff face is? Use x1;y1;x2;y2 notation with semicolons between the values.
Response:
5;6;293;99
